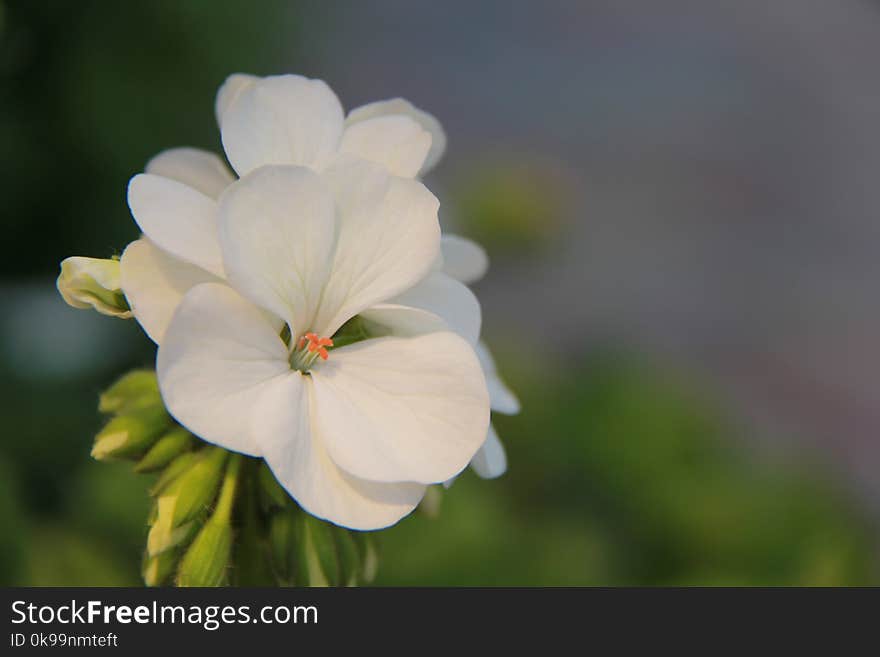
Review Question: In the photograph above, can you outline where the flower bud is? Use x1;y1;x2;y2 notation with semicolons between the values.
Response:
161;447;228;528
176;455;241;587
91;405;171;461
142;549;177;587
149;451;199;496
145;448;227;557
98;370;161;414
135;427;193;473
176;519;232;587
146;497;201;556
57;256;132;318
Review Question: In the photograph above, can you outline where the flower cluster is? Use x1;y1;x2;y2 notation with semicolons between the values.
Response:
58;74;519;534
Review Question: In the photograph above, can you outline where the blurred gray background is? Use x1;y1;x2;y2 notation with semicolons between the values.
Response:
301;1;880;505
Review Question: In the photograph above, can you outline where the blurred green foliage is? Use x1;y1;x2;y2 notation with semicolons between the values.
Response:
452;159;570;255
378;353;879;585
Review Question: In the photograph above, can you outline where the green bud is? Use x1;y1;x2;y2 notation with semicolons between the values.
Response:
161;447;228;528
142;549;177;587
57;256;132;318
146;495;202;556
145;448;227;557
134;427;193;473
91;405;171;461
257;462;289;512
98;370;161;414
149;451;199;496
176;519;232;587
176;455;242;587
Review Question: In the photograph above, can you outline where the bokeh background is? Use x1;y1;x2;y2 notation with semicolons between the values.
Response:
2;0;880;585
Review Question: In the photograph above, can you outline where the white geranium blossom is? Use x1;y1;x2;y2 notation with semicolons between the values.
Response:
157;162;490;529
120;73;451;344
111;72;510;524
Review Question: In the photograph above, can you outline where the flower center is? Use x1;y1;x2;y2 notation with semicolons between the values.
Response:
289;332;334;372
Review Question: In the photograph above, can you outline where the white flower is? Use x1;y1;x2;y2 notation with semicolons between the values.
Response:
430;233;521;480
120;73;448;344
157;162;490;529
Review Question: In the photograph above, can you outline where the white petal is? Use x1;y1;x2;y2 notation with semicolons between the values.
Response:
220;74;344;176
217;166;336;335
127;173;224;277
476;341;520;414
360;303;449;338
156;283;290;456
119;239;220;344
145;148;235;199
391;271;481;344
312;159;440;336
440;234;489;284
346;98;447;175
214;73;258;127
339;115;432;178
470;424;507;479
256;374;426;530
310;332;490;484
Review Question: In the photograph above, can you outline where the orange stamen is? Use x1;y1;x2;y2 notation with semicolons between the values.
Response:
300;333;334;358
